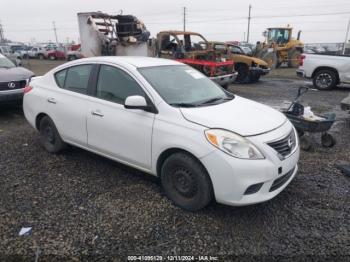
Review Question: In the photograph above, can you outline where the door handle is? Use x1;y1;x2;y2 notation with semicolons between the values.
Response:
91;110;104;117
47;98;57;104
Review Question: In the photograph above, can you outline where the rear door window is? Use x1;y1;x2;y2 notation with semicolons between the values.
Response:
63;65;92;94
55;69;67;88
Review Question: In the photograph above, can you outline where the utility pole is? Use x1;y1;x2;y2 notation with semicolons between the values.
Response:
53;21;58;44
0;21;4;43
342;18;350;55
247;4;252;43
183;7;186;32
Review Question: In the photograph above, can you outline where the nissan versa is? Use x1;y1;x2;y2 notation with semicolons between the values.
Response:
23;57;300;211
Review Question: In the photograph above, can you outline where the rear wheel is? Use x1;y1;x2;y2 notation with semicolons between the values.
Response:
313;69;337;90
39;116;66;153
160;152;213;211
38;54;45;60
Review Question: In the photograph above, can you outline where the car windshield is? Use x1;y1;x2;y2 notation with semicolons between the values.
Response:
139;65;233;107
0;57;15;68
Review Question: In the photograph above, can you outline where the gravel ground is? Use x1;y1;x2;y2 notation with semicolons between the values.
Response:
0;61;349;261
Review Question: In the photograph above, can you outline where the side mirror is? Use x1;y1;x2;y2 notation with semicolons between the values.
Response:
124;95;149;110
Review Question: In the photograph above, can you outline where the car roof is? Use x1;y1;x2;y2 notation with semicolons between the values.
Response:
76;56;183;68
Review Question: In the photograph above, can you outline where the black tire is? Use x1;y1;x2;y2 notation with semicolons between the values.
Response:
300;136;313;151
312;69;337;90
287;49;302;68
160;152;213;211
39;116;66;153
38;54;45;60
248;73;261;83
48;55;56;61
235;64;249;83
321;133;336;148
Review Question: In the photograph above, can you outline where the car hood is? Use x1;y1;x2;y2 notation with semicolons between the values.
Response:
180;96;286;136
232;54;268;67
0;67;34;82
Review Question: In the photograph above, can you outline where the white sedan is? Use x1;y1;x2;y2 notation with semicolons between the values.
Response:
23;56;299;211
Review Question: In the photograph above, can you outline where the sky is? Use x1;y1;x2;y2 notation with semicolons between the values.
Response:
1;0;350;44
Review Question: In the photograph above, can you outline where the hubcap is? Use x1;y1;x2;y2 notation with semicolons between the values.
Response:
316;73;332;88
45;126;55;144
172;168;197;198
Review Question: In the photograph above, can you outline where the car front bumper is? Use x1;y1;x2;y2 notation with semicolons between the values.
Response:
0;89;24;103
210;72;238;86
200;121;300;206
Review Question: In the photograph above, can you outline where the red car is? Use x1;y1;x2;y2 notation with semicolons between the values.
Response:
46;49;66;60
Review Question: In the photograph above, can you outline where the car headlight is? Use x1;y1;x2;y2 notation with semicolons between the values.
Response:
205;129;265;159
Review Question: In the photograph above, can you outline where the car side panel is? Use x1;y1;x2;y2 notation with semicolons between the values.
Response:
151;102;215;175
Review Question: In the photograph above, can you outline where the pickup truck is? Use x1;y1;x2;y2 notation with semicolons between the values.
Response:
297;53;350;90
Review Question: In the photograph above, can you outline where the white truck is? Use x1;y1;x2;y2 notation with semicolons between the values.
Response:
297;53;350;90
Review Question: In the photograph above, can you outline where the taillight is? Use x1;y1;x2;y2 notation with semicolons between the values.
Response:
24;85;33;94
298;55;306;66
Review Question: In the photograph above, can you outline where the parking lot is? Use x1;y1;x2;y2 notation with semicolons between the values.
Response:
0;60;348;260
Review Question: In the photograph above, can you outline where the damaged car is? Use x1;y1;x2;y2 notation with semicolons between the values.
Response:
23;56;299;211
208;41;270;83
156;31;237;88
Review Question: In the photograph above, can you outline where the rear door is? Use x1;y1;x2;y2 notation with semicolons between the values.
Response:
86;64;155;170
46;64;95;146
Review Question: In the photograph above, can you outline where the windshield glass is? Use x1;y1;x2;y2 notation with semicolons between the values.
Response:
214;44;226;51
139;65;233;107
268;29;290;44
0;57;15;68
227;45;244;54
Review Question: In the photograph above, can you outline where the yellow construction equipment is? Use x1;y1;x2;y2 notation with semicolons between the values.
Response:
255;26;304;69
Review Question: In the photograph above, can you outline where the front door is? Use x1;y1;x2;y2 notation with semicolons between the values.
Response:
86;64;155;170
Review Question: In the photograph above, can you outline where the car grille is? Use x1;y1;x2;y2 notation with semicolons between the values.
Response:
267;130;297;159
270;166;295;192
0;80;26;91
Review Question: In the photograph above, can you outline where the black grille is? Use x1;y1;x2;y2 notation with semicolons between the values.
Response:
267;130;296;158
0;80;26;91
270;167;295;192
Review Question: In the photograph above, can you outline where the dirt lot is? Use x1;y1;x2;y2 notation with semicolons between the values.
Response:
0;60;349;261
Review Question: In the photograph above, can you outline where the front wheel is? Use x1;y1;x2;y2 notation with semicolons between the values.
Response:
235;64;249;83
161;152;213;211
313;69;337;90
39;116;66;153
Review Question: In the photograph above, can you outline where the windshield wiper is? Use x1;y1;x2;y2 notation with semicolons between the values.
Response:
169;102;200;108
198;95;234;106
